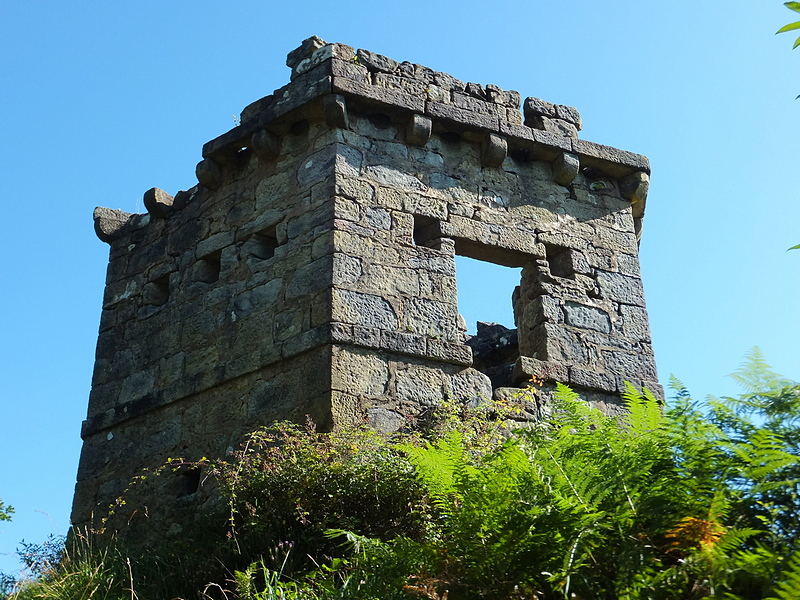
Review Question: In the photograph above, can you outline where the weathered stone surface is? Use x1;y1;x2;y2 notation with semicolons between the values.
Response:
481;133;507;167
406;114;432;147
251;128;280;162
595;271;646;306
143;187;174;219
426;101;499;132
620;171;649;218
323;94;349;130
332;76;424;113
93;207;133;243
523;97;557;120
563;302;611;333
74;39;659;542
196;158;222;190
356;48;399;73
552;152;580;186
286;35;327;70
512;356;569;385
555;104;582;130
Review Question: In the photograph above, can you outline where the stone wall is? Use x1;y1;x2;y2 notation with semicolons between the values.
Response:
73;36;659;534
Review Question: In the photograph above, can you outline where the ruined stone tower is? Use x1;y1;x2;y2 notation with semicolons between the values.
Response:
72;37;660;530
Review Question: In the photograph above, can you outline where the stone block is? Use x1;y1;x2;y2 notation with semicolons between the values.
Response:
569;366;617;393
481;133;508;168
555;104;582;130
297;144;362;188
323;94;349;130
332;76;424;113
286;36;327;69
330;58;370;83
356;48;399;73
395;364;446;406
447;368;492;405
595;271;645;306
251;128;280;162
406;114;433;147
196;158;222;190
552;152;580;186
563;302;611;333
453;92;505;117
523;97;557;120
352;325;382;348
332;289;398;329
332;347;390;395
426;101;499;132
381;330;426;355
374;72;427;96
143;188;174;219
94;207;133;243
571;139;650;176
426;339;473;366
512;356;569;385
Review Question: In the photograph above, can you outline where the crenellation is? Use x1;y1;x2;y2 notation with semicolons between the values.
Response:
73;36;661;538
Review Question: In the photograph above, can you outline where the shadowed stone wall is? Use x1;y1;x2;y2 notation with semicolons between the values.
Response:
73;36;659;534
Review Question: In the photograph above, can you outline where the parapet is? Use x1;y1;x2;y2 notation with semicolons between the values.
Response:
78;37;659;535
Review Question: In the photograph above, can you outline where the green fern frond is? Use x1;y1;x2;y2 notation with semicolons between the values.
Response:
765;551;800;600
730;347;786;395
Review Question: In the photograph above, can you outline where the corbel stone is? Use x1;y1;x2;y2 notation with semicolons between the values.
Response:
481;133;507;168
251;129;280;163
552;151;580;186
93;206;133;244
406;114;432;147
323;94;349;129
620;171;649;218
195;158;223;190
143;187;174;219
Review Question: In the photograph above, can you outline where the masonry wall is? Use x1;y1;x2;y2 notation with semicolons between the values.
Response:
74;37;659;534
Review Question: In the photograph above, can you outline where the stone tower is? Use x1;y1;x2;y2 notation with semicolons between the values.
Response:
72;37;659;531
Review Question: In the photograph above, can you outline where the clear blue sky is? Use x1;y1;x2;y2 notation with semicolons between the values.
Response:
1;0;798;576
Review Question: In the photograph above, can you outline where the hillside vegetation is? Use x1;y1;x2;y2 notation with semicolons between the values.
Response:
2;350;799;599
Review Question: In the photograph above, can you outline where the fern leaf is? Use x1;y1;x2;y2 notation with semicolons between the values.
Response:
765;551;800;600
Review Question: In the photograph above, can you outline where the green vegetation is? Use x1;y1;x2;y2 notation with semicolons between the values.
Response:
0;500;12;523
2;351;799;599
777;2;800;49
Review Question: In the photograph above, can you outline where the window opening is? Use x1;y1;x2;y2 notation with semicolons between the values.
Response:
195;250;222;283
290;120;309;135
455;255;521;389
145;274;170;306
247;227;280;260
412;215;439;247
544;243;575;279
178;468;201;498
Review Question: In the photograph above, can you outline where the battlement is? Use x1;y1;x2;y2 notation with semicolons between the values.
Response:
77;37;659;534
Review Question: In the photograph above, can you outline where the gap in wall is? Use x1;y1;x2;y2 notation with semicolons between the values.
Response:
454;255;520;335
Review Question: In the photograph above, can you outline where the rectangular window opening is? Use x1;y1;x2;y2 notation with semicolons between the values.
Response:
544;243;575;279
145;274;170;306
413;215;440;248
247;227;280;260
455;253;521;390
195;250;222;284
